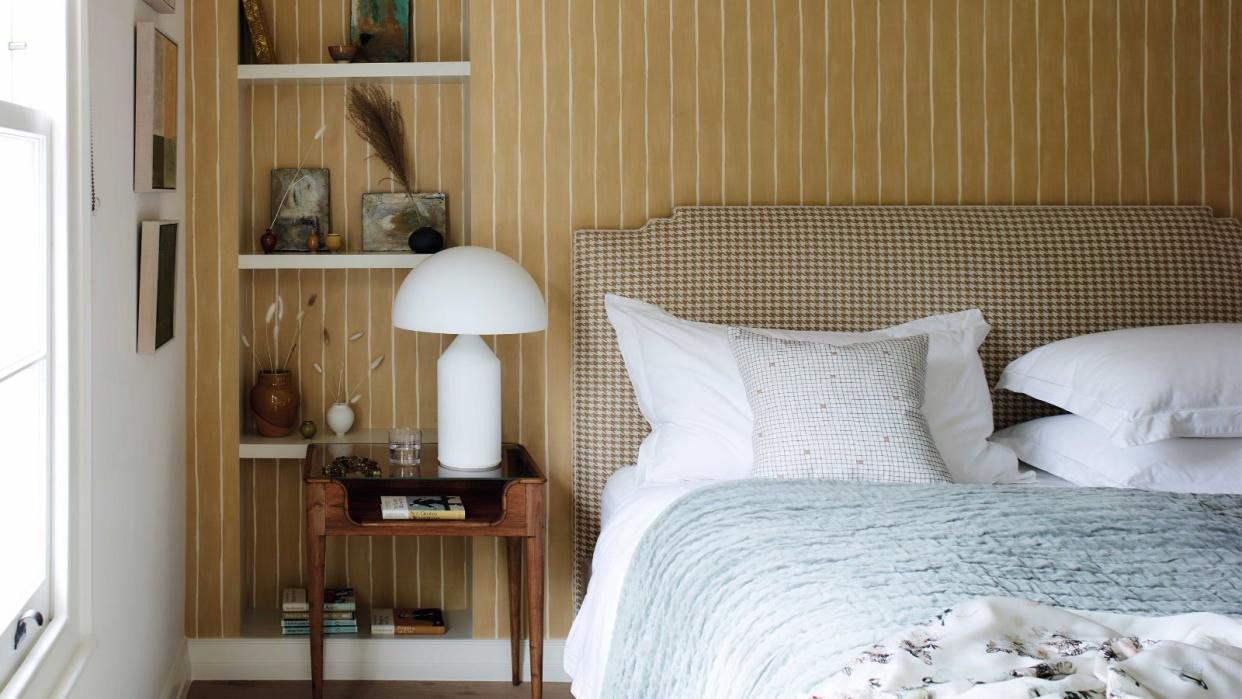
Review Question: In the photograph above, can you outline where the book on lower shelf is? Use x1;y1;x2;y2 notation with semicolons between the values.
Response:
394;608;447;635
280;587;358;635
380;495;466;520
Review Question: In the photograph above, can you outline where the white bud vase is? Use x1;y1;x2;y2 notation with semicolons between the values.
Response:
326;403;355;436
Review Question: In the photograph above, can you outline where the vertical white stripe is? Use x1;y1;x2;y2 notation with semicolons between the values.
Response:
1116;0;1123;204
250;465;256;607
517;0;525;449
617;0;624;223
491;6;499;243
694;0;701;205
772;0;778;200
983;0;989;204
214;0;225;636
954;0;962;204
1144;0;1151;203
903;0;909;204
825;0;830;203
747;0;753;204
1089;0;1096;204
1229;0;1235;215
721;0;727;203
850;0;857;203
644;0;650;217
1062;0;1069;203
1036;1;1042;204
875;0;881;202
1009;1;1015;203
670;0;676;207
1172;0;1179;203
592;0;599;225
541;0;551;608
1198;0;1205;204
929;0;935;204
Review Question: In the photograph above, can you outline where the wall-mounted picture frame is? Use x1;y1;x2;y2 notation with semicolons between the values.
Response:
240;0;276;64
134;22;178;192
141;0;175;13
138;221;179;354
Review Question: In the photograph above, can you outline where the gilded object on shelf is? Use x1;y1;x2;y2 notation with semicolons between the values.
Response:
240;0;275;64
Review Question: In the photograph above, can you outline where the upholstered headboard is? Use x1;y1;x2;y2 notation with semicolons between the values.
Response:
569;205;1242;604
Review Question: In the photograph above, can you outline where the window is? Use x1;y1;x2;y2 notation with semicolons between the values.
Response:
0;0;84;694
0;92;52;689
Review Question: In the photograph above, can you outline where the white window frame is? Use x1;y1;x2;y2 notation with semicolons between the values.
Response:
0;0;93;694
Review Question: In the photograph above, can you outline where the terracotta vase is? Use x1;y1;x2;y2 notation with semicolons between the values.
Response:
250;370;300;437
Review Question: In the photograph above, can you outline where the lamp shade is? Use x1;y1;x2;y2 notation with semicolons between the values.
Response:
393;246;548;335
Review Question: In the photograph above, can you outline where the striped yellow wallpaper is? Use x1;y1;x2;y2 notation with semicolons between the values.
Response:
187;0;1242;640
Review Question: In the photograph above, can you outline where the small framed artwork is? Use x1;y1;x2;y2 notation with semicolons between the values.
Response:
138;221;179;354
134;22;178;192
362;192;447;252
240;0;276;64
141;0;175;13
350;0;411;63
271;168;331;251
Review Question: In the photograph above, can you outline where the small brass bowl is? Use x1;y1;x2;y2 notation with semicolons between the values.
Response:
327;45;357;63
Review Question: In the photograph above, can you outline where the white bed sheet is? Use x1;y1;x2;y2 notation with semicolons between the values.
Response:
564;465;1074;698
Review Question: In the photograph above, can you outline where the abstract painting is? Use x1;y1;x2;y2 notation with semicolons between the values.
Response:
134;22;178;192
350;0;411;63
270;168;331;252
137;221;178;354
362;192;447;252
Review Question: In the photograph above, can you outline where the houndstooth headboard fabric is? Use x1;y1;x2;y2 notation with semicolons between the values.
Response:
570;205;1242;606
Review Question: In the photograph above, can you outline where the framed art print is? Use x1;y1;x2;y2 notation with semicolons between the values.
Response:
138;221;179;354
134;22;178;192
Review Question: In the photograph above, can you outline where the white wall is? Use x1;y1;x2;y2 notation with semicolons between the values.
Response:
70;0;186;696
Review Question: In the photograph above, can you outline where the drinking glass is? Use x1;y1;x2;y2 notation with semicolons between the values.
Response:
388;428;422;468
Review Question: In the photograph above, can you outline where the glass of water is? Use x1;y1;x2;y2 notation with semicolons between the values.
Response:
388;428;422;470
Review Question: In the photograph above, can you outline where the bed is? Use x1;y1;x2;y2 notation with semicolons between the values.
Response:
565;206;1242;698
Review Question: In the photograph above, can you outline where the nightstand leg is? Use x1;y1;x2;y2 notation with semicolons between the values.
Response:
306;490;326;699
526;532;545;699
506;537;523;686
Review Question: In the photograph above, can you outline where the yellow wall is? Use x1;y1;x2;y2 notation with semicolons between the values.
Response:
187;0;1242;639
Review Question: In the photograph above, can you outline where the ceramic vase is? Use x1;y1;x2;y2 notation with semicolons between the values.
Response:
326;402;355;436
325;233;343;252
250;370;300;437
260;228;277;254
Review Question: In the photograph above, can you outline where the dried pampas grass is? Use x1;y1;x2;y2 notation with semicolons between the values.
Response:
346;84;413;195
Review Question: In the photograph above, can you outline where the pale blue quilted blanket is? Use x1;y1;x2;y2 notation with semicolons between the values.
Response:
601;480;1242;699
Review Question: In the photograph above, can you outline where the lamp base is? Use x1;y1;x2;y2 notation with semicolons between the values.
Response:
437;334;502;469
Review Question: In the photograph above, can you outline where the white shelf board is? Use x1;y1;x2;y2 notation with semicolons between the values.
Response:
242;606;472;640
240;428;438;460
239;252;428;270
238;61;470;85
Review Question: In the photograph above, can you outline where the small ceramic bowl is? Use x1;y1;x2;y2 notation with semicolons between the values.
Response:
327;45;357;63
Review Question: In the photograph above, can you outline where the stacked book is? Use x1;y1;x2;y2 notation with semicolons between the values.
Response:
280;588;358;635
370;607;448;635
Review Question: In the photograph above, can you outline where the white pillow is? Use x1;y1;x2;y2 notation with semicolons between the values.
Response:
604;294;1020;485
992;415;1242;494
996;323;1242;446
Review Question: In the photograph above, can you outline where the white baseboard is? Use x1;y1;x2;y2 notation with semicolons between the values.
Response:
188;638;569;684
161;638;192;699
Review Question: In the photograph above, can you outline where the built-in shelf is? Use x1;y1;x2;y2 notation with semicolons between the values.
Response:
240;428;438;460
238;61;470;85
239;252;428;270
241;606;472;640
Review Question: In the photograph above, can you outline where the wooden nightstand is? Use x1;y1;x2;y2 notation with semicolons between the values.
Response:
302;442;547;699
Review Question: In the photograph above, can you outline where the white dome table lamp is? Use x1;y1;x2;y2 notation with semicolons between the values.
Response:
392;246;548;470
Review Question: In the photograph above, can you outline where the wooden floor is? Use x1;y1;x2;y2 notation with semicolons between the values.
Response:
187;681;573;698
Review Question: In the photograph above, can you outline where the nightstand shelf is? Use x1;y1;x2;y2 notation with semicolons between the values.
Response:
238;252;429;270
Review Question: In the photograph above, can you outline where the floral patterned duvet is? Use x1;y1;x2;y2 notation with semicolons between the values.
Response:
806;597;1242;699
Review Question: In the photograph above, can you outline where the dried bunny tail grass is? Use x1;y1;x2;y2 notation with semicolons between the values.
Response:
265;301;278;324
349;394;362;405
241;335;251;348
369;354;385;371
348;330;365;342
312;362;324;374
